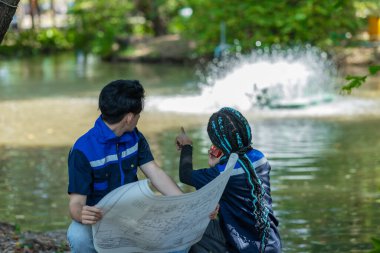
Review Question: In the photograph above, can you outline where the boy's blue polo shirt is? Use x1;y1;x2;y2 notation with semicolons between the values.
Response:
68;116;154;206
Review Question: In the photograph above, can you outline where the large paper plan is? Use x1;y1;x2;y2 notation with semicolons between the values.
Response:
92;154;238;253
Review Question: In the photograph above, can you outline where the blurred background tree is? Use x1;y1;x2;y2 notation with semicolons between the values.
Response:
67;0;134;59
172;0;360;55
67;0;186;59
1;0;379;59
133;0;185;37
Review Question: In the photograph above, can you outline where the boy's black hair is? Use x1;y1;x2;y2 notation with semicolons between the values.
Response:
207;107;270;253
99;80;145;124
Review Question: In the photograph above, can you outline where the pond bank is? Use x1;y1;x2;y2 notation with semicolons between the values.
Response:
0;222;68;253
113;35;380;66
114;35;198;64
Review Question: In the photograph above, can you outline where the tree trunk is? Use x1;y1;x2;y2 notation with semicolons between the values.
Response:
50;0;55;27
0;0;20;44
134;0;167;37
29;0;35;29
150;2;167;37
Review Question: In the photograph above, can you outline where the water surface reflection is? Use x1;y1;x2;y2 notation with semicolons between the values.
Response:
0;118;379;252
157;118;380;253
0;54;198;100
1;54;380;253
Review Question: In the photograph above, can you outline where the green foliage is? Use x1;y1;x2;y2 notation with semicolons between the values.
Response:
369;65;380;75
0;0;366;59
67;0;186;58
68;0;134;58
342;75;368;94
174;0;360;55
369;237;380;253
36;28;72;52
341;65;380;94
0;28;71;56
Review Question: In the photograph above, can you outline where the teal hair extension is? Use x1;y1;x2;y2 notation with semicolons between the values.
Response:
217;116;232;150
224;107;252;142
238;159;259;210
211;121;231;153
259;205;271;252
244;154;263;186
236;132;244;148
243;155;270;252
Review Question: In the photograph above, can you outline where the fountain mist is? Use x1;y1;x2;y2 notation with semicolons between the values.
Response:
147;46;338;113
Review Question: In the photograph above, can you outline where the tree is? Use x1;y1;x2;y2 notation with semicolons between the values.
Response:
28;0;41;30
0;0;20;44
174;0;359;55
68;0;134;59
133;0;184;37
134;0;168;36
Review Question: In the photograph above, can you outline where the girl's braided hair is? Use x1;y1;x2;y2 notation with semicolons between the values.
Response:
207;107;270;252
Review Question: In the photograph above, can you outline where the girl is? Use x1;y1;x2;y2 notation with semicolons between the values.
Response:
176;107;281;253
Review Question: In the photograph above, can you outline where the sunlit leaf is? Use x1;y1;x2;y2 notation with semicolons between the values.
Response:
343;62;380;93
341;75;368;94
369;65;380;75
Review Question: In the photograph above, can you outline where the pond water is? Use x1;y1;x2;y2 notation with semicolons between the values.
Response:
0;53;379;252
0;53;199;100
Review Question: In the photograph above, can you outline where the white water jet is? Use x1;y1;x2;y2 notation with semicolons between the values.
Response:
146;46;380;116
147;46;336;113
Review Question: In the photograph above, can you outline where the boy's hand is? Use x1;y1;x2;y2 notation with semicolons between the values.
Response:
81;205;103;224
175;127;193;150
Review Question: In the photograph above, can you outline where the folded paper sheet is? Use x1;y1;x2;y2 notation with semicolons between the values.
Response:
93;154;238;253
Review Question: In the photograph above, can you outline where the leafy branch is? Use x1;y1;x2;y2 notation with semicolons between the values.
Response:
369;237;380;253
341;65;380;94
